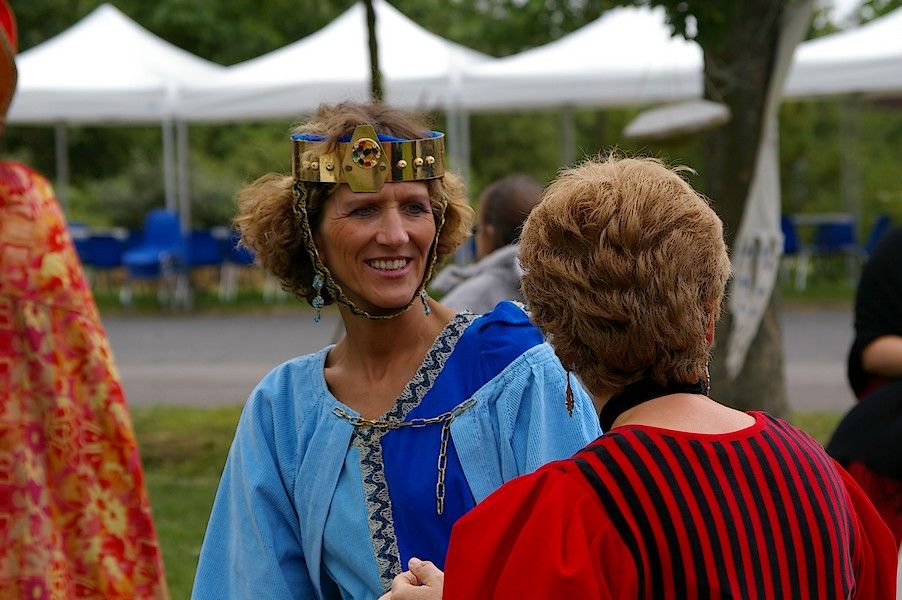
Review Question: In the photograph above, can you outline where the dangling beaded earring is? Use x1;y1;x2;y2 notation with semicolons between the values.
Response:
420;289;431;315
311;273;325;323
703;362;711;395
565;371;574;417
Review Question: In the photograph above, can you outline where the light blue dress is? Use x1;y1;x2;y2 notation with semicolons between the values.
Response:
192;302;601;599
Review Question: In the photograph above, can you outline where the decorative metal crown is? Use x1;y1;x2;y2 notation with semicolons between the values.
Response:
291;124;445;193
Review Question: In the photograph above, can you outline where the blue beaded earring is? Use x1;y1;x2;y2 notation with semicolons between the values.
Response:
420;290;431;315
312;273;325;323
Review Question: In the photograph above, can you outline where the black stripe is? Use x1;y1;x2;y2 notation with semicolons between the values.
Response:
582;442;665;597
686;440;748;596
747;436;802;595
661;437;722;600
787;427;854;566
774;418;854;560
614;432;689;597
731;439;785;598
581;442;664;597
769;418;855;597
574;455;647;599
714;444;766;598
640;434;707;598
759;430;821;597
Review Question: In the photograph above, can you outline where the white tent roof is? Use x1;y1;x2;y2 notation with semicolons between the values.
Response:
178;0;490;122
785;6;902;98
8;3;225;124
460;6;702;111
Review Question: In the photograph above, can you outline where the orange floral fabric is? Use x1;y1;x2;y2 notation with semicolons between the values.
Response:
0;161;168;599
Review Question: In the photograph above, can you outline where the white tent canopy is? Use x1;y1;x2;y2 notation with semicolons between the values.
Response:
785;6;902;98
460;6;702;111
178;0;490;122
9;3;225;124
457;4;902;111
7;3;225;220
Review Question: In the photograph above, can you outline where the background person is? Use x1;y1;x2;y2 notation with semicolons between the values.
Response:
0;2;168;597
828;225;902;549
191;102;600;599
383;156;897;600
431;174;543;313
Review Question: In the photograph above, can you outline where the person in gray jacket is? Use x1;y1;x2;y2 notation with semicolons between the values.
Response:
432;174;543;314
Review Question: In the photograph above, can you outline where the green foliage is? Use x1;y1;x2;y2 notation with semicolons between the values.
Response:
6;0;902;236
394;0;615;56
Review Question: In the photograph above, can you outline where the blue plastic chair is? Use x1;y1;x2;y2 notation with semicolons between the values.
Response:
781;216;810;290
814;221;858;254
863;214;892;255
219;229;259;301
812;220;863;286
121;209;187;306
188;229;226;268
83;234;126;269
68;222;91;264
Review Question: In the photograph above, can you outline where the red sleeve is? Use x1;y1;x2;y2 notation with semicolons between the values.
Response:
832;460;898;599
443;462;637;600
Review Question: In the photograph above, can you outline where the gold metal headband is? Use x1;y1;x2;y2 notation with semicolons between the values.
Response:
291;124;445;193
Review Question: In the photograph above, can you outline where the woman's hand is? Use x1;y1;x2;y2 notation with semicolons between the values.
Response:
378;558;444;600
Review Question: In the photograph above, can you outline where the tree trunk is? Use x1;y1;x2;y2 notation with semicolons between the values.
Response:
364;0;383;102
700;2;789;416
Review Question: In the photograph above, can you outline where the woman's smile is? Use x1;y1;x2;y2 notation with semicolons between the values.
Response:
316;181;436;313
365;257;412;274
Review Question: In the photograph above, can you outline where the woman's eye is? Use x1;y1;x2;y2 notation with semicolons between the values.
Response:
351;205;377;217
404;202;430;215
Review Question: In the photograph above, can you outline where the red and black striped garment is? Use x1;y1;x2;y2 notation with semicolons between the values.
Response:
444;412;897;599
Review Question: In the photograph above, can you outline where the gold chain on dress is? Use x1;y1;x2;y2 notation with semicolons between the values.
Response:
333;397;477;515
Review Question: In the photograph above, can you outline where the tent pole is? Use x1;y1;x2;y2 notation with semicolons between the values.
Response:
54;123;69;213
561;105;575;166
839;97;861;236
459;109;471;191
176;119;191;234
162;118;177;212
445;105;459;172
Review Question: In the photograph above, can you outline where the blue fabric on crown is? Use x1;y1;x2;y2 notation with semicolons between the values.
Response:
290;131;442;143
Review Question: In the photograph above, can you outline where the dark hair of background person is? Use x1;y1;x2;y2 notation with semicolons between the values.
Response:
479;174;544;249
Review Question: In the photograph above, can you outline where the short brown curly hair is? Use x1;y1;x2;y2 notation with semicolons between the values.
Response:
519;155;732;397
233;102;473;305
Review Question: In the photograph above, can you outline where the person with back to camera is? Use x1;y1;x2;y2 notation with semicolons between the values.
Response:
382;156;898;599
0;2;168;597
827;225;902;555
190;102;600;599
431;174;543;313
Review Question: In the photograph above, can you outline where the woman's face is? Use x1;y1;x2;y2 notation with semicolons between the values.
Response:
315;181;436;314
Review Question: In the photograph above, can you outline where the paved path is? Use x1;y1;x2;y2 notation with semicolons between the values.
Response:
103;306;856;412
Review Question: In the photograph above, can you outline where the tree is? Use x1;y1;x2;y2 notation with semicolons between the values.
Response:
647;1;808;416
363;0;383;101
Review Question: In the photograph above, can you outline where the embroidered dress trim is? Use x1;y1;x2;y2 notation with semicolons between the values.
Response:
346;311;477;589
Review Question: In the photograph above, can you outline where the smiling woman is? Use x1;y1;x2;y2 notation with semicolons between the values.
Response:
191;101;602;600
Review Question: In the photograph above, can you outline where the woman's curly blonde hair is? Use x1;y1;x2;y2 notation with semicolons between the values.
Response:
233;102;473;306
519;155;732;398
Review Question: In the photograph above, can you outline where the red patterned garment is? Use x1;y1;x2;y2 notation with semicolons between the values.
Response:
0;161;168;599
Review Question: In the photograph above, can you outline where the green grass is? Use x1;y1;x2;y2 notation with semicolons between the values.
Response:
132;405;243;599
133;404;845;598
789;411;844;446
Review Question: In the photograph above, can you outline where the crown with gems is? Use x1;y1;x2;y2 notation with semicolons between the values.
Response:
291;124;445;193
